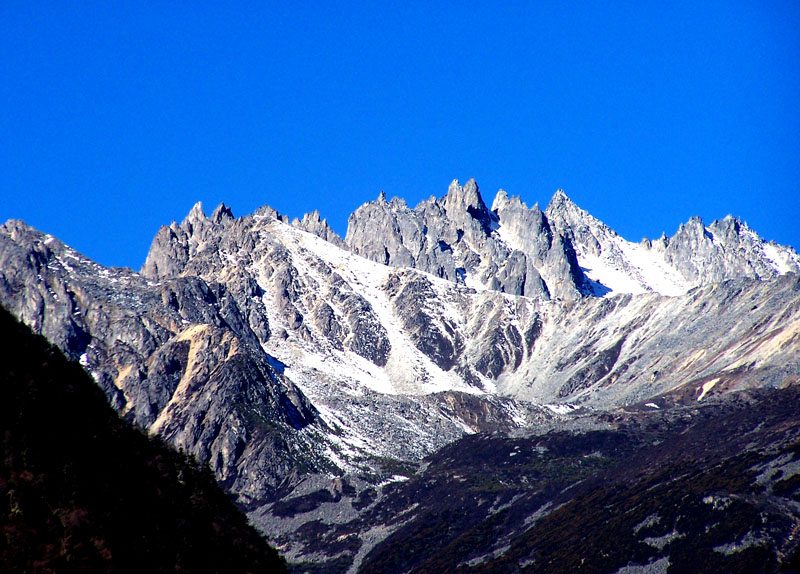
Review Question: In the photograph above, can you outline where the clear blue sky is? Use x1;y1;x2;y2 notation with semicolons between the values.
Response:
2;1;798;269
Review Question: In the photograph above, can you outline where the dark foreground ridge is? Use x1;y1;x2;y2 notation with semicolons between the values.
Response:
0;306;286;573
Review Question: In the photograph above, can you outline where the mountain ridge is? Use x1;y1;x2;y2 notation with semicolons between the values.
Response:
344;180;800;298
2;179;799;571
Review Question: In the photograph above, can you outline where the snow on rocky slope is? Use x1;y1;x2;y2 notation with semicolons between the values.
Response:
2;180;800;567
345;180;800;302
543;188;800;297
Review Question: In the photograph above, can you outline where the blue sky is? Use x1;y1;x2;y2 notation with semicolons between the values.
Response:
1;1;798;268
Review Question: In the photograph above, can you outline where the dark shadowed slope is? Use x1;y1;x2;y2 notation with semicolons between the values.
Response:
0;305;287;573
360;390;800;574
290;386;800;573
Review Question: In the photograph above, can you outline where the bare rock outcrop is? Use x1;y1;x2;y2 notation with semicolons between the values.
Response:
346;179;586;300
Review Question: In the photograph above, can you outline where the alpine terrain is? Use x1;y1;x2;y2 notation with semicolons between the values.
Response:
2;179;799;572
0;306;288;572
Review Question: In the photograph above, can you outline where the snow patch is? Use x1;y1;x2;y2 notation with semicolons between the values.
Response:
762;242;797;275
543;403;579;415
616;238;689;296
271;223;482;397
577;237;688;297
376;475;410;488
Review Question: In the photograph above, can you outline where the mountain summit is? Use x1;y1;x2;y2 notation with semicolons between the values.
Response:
345;179;585;300
2;179;800;570
347;181;800;299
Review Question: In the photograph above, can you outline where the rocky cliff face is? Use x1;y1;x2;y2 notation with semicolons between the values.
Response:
291;210;346;249
0;307;288;573
662;214;800;283
345;179;586;300
0;217;329;507
544;189;800;296
2;179;799;571
346;180;800;301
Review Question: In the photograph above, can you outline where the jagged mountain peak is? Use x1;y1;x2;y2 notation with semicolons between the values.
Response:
490;188;510;210
545;188;614;234
679;214;705;230
184;200;206;224
345;178;797;299
545;188;589;219
539;188;800;296
369;189;409;209
291;209;345;248
296;208;322;222
708;214;752;238
441;178;492;226
491;188;538;213
142;199;238;279
547;187;572;207
139;179;800;299
675;214;756;239
211;202;234;223
0;218;36;242
3;183;800;572
345;178;584;300
663;212;800;283
183;200;236;229
443;178;482;208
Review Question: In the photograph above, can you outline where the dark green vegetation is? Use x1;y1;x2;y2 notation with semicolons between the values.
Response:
0;307;287;573
281;385;800;573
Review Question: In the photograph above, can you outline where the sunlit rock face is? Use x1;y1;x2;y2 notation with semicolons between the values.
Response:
2;179;800;570
345;179;586;301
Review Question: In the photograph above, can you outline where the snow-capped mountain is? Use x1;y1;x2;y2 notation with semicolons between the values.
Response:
1;179;799;570
345;178;800;299
544;188;800;296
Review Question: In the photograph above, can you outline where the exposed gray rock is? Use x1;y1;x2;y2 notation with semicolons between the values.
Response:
0;218;330;506
492;189;585;299
662;215;800;283
345;179;587;301
545;189;800;296
291;210;346;249
3;179;800;571
383;271;463;372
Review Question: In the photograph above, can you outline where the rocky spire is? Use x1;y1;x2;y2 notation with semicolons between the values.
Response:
211;203;234;224
291;210;346;248
442;178;492;232
141;201;228;279
183;201;206;229
544;189;583;221
344;179;588;299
